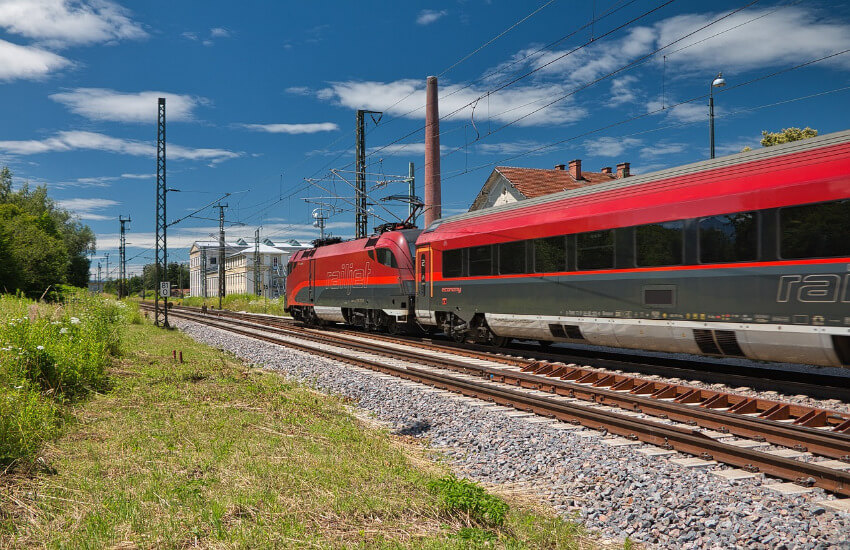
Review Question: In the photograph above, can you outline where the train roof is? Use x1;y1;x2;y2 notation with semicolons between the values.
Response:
291;228;422;261
426;128;850;231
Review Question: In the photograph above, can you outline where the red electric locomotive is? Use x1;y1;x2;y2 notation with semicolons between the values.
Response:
286;225;421;333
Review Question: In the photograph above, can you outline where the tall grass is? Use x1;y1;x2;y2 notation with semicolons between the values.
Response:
0;290;135;467
180;293;288;316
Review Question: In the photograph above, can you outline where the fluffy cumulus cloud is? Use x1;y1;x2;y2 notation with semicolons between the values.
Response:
0;0;146;47
0;38;70;80
655;6;850;72
238;122;339;134
416;9;447;26
49;88;207;123
584;136;641;157
314;79;585;127
0;130;240;163
58;197;119;220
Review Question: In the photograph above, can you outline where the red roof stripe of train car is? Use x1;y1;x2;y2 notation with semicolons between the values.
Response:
418;143;850;248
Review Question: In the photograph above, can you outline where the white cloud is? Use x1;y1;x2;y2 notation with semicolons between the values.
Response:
609;75;638;106
238;122;339;134
0;130;240;163
181;31;198;41
49;88;207;123
210;27;230;38
416;9;447;26
0;0;146;47
316;79;585;127
475;140;549;156
285;86;312;96
0;38;70;80
367;142;451;156
640;142;687;158
58;197;119;220
120;172;153;179
584;137;641;157
656;7;850;72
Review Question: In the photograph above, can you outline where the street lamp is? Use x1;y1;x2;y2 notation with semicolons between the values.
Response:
709;72;726;159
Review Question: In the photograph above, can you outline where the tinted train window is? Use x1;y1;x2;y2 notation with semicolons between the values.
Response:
499;241;526;274
576;230;614;270
442;249;463;278
469;245;493;277
781;200;850;259
699;212;758;263
376;248;398;268
636;221;683;266
534;236;566;273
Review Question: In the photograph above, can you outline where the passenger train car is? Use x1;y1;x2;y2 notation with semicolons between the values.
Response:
288;130;850;368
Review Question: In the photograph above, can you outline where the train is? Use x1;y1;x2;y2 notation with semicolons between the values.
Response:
287;129;850;368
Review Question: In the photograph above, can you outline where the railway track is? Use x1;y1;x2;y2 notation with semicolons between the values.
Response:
143;303;850;497
151;303;850;401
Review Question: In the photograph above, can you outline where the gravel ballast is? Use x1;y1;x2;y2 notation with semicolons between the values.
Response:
176;320;850;549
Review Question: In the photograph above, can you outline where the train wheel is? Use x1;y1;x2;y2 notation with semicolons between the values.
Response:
387;317;399;335
492;336;509;347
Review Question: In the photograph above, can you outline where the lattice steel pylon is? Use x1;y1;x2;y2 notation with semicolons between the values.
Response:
154;97;168;327
118;215;131;298
355;109;381;239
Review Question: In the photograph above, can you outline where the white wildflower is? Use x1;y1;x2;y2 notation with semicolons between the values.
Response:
60;327;69;334
70;317;81;324
36;345;44;350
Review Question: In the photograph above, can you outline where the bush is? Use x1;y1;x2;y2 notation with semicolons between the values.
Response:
427;475;509;528
0;290;131;467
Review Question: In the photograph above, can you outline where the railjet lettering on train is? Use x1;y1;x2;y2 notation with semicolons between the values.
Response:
776;274;850;303
326;262;371;295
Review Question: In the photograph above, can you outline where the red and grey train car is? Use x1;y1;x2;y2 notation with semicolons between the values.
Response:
413;130;850;367
286;228;420;332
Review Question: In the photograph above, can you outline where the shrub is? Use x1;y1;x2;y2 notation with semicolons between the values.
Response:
427;475;509;528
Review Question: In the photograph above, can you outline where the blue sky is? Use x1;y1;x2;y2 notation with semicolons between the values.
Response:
1;0;849;278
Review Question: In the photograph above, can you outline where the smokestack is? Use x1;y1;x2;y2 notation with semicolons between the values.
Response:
616;162;631;179
424;76;441;227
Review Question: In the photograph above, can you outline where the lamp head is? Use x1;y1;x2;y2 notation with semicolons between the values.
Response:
712;72;726;88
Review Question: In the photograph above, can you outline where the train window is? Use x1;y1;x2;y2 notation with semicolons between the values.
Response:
576;230;614;270
376;248;398;268
468;245;493;277
534;236;566;273
442;249;463;278
780;200;850;259
499;241;526;274
699;211;758;263
636;221;684;266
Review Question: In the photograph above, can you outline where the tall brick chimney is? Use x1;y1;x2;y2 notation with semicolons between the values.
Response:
424;76;441;227
616;162;630;179
569;159;582;180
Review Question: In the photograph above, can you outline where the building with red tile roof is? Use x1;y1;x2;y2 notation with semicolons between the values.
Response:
469;159;631;211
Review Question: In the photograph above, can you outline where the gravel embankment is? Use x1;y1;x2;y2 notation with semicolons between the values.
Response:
176;320;850;549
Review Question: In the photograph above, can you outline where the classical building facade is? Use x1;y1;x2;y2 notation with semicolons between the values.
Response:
188;238;308;299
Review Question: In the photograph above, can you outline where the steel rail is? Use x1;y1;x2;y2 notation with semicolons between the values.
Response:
152;306;850;497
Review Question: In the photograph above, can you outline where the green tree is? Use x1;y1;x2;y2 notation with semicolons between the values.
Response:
760;127;818;147
0;166;96;295
0;167;11;201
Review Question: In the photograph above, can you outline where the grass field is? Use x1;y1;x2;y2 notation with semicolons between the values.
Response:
0;310;605;548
